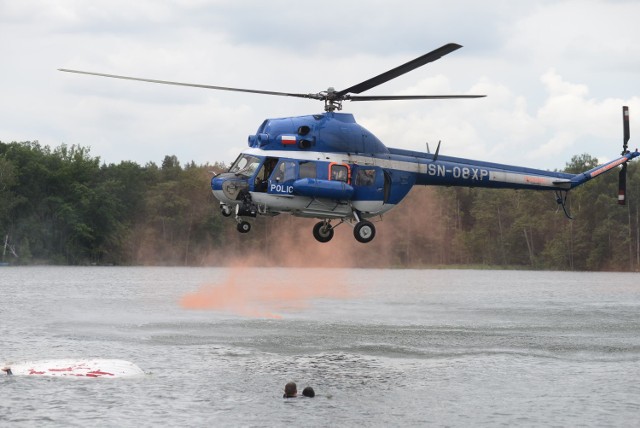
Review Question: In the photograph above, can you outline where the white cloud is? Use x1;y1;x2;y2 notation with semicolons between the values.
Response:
1;0;640;170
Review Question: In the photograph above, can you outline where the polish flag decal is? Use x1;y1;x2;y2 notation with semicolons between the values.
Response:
281;135;297;145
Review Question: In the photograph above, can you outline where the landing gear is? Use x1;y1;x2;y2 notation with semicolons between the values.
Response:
353;220;376;243
313;221;334;243
237;221;251;233
220;203;232;217
554;190;572;219
233;191;256;234
351;210;376;243
311;217;376;243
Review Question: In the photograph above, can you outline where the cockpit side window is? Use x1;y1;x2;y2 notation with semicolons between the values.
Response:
229;154;262;177
228;154;243;172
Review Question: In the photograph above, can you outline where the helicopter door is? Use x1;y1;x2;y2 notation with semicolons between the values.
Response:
353;166;386;211
253;157;278;193
383;169;391;204
268;159;297;195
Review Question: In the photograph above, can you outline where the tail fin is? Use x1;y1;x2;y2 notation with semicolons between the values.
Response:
571;106;639;190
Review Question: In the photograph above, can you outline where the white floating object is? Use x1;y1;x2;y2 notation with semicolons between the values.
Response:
2;359;144;378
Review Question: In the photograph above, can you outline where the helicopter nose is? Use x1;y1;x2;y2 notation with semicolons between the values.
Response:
211;173;249;204
211;174;225;192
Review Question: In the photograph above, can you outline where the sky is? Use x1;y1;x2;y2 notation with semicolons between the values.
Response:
1;0;640;170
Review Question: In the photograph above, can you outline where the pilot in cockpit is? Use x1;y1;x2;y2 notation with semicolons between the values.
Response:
255;158;277;192
273;161;287;182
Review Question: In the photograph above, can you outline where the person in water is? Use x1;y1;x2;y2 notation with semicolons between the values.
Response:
283;382;297;398
302;386;315;397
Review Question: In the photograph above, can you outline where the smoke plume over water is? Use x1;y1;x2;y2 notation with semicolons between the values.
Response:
180;187;446;317
180;266;356;318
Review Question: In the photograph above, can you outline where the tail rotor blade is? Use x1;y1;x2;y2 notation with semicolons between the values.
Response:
618;163;627;205
623;105;630;154
619;106;630;205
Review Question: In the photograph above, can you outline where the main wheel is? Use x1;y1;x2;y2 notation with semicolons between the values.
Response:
237;221;251;233
354;221;376;243
312;221;334;243
220;205;232;217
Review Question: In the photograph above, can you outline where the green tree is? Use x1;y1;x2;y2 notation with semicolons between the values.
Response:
0;155;17;232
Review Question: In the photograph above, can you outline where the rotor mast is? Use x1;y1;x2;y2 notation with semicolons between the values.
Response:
323;87;342;112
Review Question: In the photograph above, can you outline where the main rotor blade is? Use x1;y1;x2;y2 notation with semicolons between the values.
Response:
335;43;463;97
58;69;320;100
348;94;486;101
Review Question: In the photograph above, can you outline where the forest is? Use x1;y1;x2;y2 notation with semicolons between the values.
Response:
1;140;639;271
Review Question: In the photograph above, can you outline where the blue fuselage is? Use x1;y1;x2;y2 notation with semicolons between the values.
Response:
211;112;638;219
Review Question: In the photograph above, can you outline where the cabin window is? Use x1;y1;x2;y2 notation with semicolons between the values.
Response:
273;160;297;182
329;163;350;183
355;169;376;186
299;161;316;179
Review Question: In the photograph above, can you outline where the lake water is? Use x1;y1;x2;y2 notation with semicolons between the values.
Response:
1;267;640;427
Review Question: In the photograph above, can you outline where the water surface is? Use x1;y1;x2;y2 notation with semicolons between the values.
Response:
1;267;639;426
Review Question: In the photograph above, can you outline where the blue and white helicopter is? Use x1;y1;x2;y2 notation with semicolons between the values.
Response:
60;43;639;243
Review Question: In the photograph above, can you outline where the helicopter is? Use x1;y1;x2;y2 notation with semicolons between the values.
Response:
59;43;639;244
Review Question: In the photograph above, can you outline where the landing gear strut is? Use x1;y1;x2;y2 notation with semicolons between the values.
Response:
234;190;256;234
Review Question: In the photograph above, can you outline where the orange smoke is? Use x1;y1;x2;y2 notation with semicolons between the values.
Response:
180;266;355;318
197;186;447;268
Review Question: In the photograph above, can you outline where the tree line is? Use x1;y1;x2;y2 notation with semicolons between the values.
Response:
1;140;638;270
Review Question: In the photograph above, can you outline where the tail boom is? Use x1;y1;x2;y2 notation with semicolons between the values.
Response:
390;148;639;192
569;150;640;189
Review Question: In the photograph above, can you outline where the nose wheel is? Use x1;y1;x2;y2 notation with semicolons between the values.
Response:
237;221;251;233
220;202;232;217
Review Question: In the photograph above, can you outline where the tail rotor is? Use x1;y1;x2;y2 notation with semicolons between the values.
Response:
618;106;630;205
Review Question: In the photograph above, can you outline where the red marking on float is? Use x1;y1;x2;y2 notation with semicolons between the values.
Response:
85;370;115;378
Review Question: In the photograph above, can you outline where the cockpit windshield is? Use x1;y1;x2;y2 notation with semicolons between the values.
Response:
229;154;262;177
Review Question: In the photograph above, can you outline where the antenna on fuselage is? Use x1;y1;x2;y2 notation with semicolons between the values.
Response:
426;140;442;161
433;140;441;162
